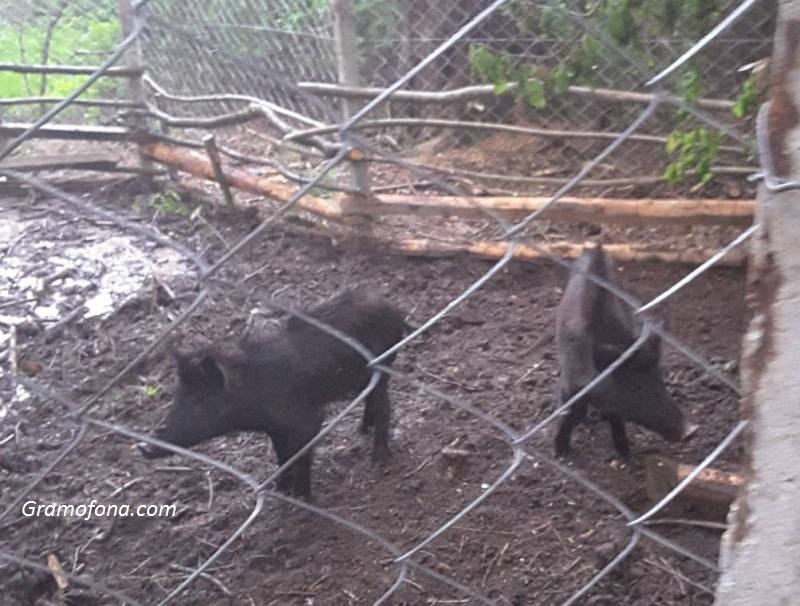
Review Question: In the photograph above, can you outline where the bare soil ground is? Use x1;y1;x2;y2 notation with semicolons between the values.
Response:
1;168;746;605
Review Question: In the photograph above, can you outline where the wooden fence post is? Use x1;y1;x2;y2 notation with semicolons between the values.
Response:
117;0;152;175
331;0;371;195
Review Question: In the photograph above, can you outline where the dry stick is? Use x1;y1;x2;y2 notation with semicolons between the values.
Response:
643;518;728;531
287;117;744;153
202;135;235;207
377;157;758;188
297;80;734;110
0;96;141;108
141;103;262;129
142;74;325;128
0;63;142;77
643;558;714;595
168;564;231;596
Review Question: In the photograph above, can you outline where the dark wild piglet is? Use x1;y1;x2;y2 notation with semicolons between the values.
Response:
139;288;407;498
554;244;685;460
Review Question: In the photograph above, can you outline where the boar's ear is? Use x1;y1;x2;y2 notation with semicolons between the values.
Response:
173;350;227;391
172;349;199;383
208;349;244;392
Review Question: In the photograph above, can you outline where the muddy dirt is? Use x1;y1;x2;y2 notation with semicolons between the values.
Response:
1;179;746;606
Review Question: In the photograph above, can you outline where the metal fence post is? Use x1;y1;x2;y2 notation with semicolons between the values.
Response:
117;0;152;175
331;0;371;194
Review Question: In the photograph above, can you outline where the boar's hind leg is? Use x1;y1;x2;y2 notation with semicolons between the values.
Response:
608;415;631;461
365;373;391;463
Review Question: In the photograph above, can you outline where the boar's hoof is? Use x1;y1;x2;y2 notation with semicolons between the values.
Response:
682;423;700;441
137;442;170;459
371;444;390;465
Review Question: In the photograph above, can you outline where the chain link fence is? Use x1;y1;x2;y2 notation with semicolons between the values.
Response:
0;0;781;603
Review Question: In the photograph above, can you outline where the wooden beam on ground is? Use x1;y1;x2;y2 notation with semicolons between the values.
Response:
387;238;747;267
0;123;136;142
0;153;120;172
141;142;342;219
645;455;746;511
342;194;755;226
0;175;153;197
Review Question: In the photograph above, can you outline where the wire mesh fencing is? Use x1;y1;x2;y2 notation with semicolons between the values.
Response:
0;0;776;603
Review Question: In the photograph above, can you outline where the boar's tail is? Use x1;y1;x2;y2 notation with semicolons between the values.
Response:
584;242;606;271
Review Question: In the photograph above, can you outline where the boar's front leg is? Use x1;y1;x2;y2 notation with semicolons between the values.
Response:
607;414;631;461
270;430;315;498
364;373;391;464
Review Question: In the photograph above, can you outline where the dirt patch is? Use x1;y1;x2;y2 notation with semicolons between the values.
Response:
1;180;746;605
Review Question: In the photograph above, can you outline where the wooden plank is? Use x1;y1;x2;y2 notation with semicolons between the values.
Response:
0;153;120;172
645;455;746;509
387;238;747;267
0;122;136;142
343;193;755;226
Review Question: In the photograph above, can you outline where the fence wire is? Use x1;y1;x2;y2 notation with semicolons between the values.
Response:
0;0;774;603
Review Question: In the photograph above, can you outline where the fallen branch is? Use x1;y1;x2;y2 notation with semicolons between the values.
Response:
139;104;262;129
386;238;746;267
297;81;734;111
142;74;325;127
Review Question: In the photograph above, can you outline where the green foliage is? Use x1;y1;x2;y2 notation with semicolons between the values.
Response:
732;75;758;119
678;65;702;102
603;0;636;46
140;191;191;217
469;45;512;94
469;45;551;108
0;7;121;107
664;127;722;186
144;385;158;398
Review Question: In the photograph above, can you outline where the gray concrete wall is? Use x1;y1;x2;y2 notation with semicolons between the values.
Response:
716;2;800;603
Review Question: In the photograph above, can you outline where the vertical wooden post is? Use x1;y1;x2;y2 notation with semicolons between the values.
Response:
203;134;235;207
331;0;371;194
117;0;152;175
716;1;800;603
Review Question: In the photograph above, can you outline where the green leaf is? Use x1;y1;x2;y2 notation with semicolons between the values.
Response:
665;132;682;154
551;63;571;95
522;77;547;108
493;78;509;95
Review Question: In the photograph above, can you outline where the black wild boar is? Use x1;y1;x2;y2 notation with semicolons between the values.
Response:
554;244;685;459
139;288;407;497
